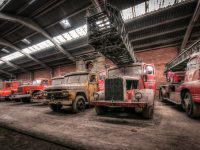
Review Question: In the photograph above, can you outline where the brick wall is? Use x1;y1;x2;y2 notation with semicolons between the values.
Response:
135;47;178;86
17;73;31;80
17;47;178;86
53;64;76;77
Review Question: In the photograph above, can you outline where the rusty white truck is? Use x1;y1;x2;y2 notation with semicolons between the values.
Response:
159;40;200;118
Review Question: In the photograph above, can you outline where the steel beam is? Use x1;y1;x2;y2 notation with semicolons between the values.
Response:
130;26;187;43
181;0;200;49
0;13;75;61
133;36;183;50
128;14;191;34
0;38;50;69
0;69;14;77
0;59;29;73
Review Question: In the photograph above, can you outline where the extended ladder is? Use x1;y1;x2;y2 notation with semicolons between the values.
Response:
165;39;200;72
86;3;136;65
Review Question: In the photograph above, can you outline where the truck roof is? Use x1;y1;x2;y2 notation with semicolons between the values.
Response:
64;71;95;77
51;76;64;80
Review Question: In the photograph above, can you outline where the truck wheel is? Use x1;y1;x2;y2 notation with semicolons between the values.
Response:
95;106;107;115
72;96;86;113
142;106;154;119
184;92;200;118
22;97;31;103
159;89;164;101
50;104;62;112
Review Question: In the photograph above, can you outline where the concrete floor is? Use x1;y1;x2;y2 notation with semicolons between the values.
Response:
0;127;70;150
0;99;199;150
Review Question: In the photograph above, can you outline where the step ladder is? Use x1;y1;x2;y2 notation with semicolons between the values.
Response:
86;3;136;65
165;39;200;72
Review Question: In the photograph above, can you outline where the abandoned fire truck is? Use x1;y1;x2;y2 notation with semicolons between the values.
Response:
10;78;51;103
0;81;21;100
42;76;64;104
159;39;200;118
44;72;98;113
86;2;156;119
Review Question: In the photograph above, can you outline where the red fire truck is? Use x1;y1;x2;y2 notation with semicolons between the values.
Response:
159;40;200;118
0;81;21;100
10;78;51;103
87;2;156;118
93;63;156;118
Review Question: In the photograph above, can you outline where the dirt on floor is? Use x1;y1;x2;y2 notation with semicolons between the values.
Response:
0;98;199;150
0;127;71;150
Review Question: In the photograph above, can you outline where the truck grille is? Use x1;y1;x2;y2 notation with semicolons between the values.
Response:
105;78;124;101
47;91;66;99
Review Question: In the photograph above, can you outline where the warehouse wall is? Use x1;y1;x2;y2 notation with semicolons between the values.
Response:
16;47;178;86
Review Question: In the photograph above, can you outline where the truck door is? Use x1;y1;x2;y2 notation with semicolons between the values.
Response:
88;74;98;101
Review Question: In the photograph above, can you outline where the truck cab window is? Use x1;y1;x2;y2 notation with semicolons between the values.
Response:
42;80;49;85
6;83;12;88
90;75;97;82
126;80;138;90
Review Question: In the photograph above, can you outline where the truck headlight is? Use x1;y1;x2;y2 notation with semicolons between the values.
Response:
43;91;47;97
135;92;142;101
62;91;68;96
93;92;99;100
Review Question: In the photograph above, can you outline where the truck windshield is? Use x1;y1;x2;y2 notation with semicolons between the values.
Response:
108;66;142;78
0;83;3;90
32;80;41;85
52;79;64;85
65;75;88;83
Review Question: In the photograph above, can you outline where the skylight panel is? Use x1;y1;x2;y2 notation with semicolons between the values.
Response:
135;2;145;17
1;48;10;53
21;38;31;45
75;26;87;36
59;19;71;29
0;61;3;65
69;30;79;39
82;25;87;33
45;40;54;47
62;32;73;41
28;46;37;52
163;0;175;7
32;45;40;51
121;7;133;20
22;48;32;54
2;52;24;61
53;35;66;44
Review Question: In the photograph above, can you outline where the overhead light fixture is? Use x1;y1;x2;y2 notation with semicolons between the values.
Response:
21;38;31;45
1;48;10;53
59;19;71;29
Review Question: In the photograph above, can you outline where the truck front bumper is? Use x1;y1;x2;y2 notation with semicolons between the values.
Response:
9;94;31;100
92;101;147;108
48;100;72;106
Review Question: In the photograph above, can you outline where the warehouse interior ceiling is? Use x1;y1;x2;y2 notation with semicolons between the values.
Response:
0;0;199;80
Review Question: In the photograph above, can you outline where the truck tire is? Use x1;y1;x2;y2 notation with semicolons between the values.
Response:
50;104;62;112
159;89;164;102
95;106;107;115
22;97;31;103
72;96;86;113
142;106;154;119
184;92;200;118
